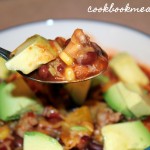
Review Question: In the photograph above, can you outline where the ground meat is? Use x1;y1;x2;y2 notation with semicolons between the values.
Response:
30;106;64;138
96;108;121;128
0;138;14;150
15;112;38;137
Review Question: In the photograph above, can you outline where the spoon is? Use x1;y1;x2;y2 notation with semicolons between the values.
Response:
0;47;108;84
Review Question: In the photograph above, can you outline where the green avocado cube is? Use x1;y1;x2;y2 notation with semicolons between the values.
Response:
103;82;134;118
110;53;149;86
102;121;150;150
0;82;43;121
104;81;150;118
24;132;63;150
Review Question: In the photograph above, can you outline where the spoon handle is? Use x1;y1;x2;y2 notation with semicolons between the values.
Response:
0;47;11;60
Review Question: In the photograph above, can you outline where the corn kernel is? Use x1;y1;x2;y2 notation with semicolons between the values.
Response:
54;41;62;54
59;51;74;66
65;67;75;81
0;125;11;140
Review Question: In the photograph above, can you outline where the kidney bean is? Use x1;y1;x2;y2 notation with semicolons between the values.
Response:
43;106;63;124
55;37;66;48
0;146;7;150
91;42;102;55
38;64;50;79
13;135;23;148
65;38;71;47
76;136;90;149
0;138;14;150
76;51;97;65
57;64;65;74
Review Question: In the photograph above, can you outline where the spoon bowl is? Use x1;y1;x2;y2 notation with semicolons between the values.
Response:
0;47;108;84
20;67;107;84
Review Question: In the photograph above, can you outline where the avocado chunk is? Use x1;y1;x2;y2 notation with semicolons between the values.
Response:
104;82;150;118
6;34;57;74
102;121;150;150
0;81;43;121
24;131;63;150
64;80;91;105
0;57;10;79
103;82;134;118
110;52;149;86
119;82;150;118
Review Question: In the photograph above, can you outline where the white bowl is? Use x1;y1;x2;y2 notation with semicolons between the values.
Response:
0;19;150;66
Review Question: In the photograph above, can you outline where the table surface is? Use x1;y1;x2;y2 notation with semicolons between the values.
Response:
0;0;150;35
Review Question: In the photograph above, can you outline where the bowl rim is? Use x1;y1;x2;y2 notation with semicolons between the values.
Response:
0;19;150;38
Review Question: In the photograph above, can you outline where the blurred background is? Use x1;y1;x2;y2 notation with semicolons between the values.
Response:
0;0;150;34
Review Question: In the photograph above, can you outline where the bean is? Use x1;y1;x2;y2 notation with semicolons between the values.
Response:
0;146;7;150
76;51;97;65
76;136;90;149
65;38;71;47
55;37;66;48
57;59;66;73
91;42;102;55
57;64;65;73
38;65;50;79
14;135;23;148
43;106;63;123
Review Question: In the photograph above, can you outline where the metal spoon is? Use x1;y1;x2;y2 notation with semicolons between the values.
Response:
0;47;108;84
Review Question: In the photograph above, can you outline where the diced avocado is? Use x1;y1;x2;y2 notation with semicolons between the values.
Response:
103;82;134;118
0;82;43;121
6;34;58;74
102;121;150;150
110;52;149;86
24;131;63;150
119;82;150;118
104;82;150;118
0;57;10;79
91;75;109;87
125;82;144;95
64;80;91;105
